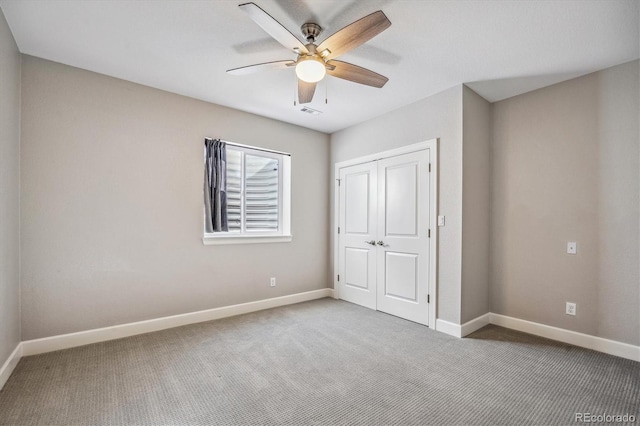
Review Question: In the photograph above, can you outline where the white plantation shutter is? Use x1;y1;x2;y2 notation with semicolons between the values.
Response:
219;146;283;234
245;154;279;231
226;149;242;232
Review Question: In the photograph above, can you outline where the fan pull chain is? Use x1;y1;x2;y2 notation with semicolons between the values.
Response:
325;79;328;104
293;72;297;106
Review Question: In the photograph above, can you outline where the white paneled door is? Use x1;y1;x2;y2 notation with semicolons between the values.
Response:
338;149;431;325
338;161;378;309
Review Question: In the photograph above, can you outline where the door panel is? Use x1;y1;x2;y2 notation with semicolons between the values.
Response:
344;248;370;289
384;252;418;301
345;172;370;234
385;163;418;237
377;150;430;325
338;161;377;309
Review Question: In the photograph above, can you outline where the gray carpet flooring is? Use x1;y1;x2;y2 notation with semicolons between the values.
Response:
0;298;638;425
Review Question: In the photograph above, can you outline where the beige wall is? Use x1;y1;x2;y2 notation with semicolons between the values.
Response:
20;56;330;340
331;85;463;324
594;60;640;345
491;60;639;345
0;8;21;365
461;86;491;323
11;44;639;347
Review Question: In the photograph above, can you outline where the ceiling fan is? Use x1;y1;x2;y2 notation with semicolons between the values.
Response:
227;2;391;104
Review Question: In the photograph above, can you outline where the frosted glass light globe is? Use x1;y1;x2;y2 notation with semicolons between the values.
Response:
295;57;326;83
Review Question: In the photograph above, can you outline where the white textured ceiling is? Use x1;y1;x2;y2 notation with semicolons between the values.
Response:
1;0;638;133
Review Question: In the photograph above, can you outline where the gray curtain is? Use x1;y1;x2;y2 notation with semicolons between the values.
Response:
204;138;228;232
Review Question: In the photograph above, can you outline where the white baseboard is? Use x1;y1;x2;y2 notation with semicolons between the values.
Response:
436;318;462;338
12;291;639;375
0;343;22;391
489;313;640;362
435;312;639;362
461;313;491;337
22;289;332;357
436;313;491;338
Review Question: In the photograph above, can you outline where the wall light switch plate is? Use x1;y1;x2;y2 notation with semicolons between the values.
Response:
437;215;445;227
567;242;577;255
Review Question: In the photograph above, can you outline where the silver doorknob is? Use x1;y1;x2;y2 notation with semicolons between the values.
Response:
365;240;376;245
376;241;385;246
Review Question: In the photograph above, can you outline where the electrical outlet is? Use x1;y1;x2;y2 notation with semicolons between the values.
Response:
270;277;276;287
566;302;576;316
567;242;577;255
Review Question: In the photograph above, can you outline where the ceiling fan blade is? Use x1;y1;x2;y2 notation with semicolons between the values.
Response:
239;3;308;54
298;80;316;104
227;60;295;75
326;60;388;88
317;11;391;60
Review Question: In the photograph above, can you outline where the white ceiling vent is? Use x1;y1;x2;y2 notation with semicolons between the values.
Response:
300;106;322;115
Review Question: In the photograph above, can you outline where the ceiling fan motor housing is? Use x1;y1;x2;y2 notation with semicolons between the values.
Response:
301;23;322;42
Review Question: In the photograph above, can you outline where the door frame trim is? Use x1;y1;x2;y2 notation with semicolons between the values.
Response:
333;139;439;327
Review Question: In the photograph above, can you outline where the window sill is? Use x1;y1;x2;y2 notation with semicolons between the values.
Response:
202;234;292;245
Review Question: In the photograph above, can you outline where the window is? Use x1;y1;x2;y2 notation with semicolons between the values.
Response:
203;140;291;245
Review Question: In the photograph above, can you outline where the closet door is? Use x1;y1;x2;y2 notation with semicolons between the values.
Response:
337;149;431;325
376;150;430;325
338;161;378;310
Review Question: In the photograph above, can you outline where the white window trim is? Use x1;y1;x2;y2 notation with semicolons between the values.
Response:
203;142;291;245
202;235;292;245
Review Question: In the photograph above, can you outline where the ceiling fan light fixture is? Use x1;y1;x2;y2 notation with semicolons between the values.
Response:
230;3;392;104
295;56;326;83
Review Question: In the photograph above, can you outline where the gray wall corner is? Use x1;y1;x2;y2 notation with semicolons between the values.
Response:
460;86;492;323
0;5;22;368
